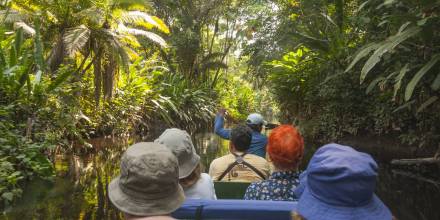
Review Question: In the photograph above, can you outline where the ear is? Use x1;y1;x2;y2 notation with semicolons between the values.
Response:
229;142;235;152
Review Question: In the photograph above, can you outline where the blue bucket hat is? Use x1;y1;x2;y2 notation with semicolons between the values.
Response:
294;143;392;220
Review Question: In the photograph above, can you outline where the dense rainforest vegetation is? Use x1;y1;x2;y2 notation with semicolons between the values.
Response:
1;0;439;209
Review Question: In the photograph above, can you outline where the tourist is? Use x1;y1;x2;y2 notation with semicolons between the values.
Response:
155;128;216;200
214;109;268;158
108;142;184;220
293;143;393;220
209;124;270;182
244;125;303;201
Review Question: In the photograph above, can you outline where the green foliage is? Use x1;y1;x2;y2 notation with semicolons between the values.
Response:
245;0;440;148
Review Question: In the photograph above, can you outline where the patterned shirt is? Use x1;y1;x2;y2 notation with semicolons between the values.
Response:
243;170;301;201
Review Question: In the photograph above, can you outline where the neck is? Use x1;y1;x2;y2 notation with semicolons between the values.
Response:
274;166;298;172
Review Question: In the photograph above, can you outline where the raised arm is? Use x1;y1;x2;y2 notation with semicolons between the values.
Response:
214;110;230;139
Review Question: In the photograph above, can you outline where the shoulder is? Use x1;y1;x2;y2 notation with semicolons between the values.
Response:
209;155;233;171
200;173;213;182
247;154;269;163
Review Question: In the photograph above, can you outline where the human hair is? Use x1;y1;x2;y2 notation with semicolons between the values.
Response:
230;124;253;152
179;163;201;188
247;123;262;133
268;125;304;170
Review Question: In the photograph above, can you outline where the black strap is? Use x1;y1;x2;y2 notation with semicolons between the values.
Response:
217;152;266;181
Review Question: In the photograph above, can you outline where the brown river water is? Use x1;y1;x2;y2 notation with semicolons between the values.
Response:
1;133;440;220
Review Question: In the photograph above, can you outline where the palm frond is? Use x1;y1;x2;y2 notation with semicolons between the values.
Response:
13;21;35;36
120;11;169;34
74;7;105;25
101;29;130;73
117;23;167;47
0;10;27;23
63;25;91;55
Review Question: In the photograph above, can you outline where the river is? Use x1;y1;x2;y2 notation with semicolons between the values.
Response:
2;133;440;220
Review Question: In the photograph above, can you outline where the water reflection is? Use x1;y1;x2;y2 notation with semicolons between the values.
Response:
2;134;440;220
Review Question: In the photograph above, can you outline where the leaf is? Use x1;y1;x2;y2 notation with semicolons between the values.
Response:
393;100;415;113
2;192;14;201
47;70;72;92
431;72;440;91
121;11;169;34
416;96;438;114
117;23;167;47
366;77;385;94
63;25;91;55
360;26;421;83
393;64;410;99
345;43;379;73
33;18;44;74
13;21;35;36
405;54;440;101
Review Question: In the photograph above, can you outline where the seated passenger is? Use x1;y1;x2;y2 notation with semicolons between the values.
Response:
209;124;270;182
244;125;303;201
155;128;216;200
108;142;184;220
214;109;268;158
293;143;393;220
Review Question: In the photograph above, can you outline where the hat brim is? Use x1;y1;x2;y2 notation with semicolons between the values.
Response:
108;176;185;216
297;187;392;220
179;153;200;179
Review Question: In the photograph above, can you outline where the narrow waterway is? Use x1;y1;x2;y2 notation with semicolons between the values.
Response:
2;133;440;220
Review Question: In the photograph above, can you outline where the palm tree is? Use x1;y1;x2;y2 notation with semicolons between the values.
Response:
3;0;169;105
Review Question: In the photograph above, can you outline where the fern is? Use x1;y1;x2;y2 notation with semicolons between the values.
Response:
13;22;35;36
121;11;170;34
117;23;167;47
405;54;440;101
63;25;91;56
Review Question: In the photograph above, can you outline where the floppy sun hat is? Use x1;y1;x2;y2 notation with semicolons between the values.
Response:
295;143;392;220
108;142;185;216
155;128;201;178
246;113;267;126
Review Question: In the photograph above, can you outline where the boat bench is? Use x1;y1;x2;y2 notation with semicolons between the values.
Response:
172;199;297;220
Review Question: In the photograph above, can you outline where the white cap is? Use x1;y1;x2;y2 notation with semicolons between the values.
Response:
246;113;267;125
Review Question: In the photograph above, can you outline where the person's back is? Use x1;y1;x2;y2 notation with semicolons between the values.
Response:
244;125;304;201
155;128;216;200
214;110;268;158
293;143;393;220
209;125;270;182
209;153;269;182
108;142;184;220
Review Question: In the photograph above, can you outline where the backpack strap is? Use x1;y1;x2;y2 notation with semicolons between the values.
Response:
217;152;267;181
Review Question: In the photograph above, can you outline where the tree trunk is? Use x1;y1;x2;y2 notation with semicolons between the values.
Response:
103;53;116;101
94;53;102;106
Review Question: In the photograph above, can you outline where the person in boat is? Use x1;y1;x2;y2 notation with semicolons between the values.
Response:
292;143;393;220
209;124;270;182
155;128;216;200
244;125;303;201
214;109;268;158
108;142;184;220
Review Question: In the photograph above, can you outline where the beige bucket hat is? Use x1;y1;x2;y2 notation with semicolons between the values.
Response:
108;142;185;216
155;128;200;179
